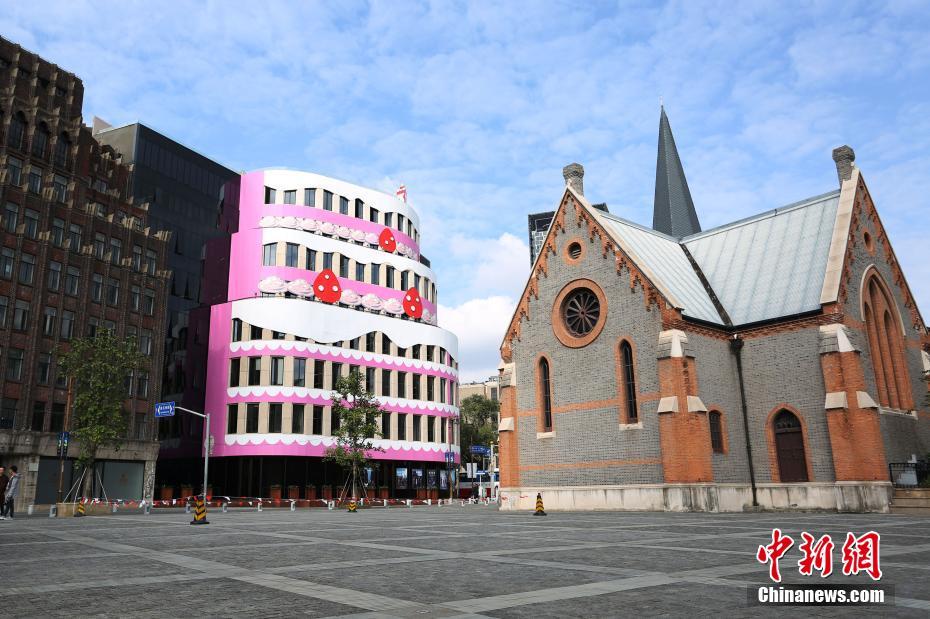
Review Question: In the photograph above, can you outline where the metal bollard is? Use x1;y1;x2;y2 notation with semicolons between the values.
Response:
327;501;334;511
112;503;118;513
427;499;431;506
290;500;296;512
222;502;228;513
384;498;388;508
185;501;191;514
406;499;412;508
257;501;263;512
49;504;57;518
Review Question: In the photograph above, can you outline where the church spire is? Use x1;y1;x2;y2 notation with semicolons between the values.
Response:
653;106;701;237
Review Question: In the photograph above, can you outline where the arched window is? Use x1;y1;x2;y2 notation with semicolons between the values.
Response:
709;411;724;453
539;358;553;431
7;112;27;150
862;272;912;410
32;122;50;159
55;132;71;168
619;341;638;423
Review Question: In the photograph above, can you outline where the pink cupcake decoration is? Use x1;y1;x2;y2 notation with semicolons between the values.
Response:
258;276;287;294
383;298;404;315
340;289;362;306
287;279;313;297
361;293;383;311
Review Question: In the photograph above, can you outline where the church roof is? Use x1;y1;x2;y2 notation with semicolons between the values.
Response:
653;106;702;237
594;189;841;326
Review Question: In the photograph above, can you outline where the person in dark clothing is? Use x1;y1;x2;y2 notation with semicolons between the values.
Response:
2;466;19;519
0;466;7;520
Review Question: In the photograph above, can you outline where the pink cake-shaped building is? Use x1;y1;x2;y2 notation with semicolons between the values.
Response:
196;170;459;500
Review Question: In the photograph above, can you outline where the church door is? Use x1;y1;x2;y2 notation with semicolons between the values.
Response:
774;410;808;482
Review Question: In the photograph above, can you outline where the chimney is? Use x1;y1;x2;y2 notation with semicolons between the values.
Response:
563;163;584;196
832;145;855;185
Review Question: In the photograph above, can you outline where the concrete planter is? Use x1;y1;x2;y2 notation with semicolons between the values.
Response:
55;502;112;517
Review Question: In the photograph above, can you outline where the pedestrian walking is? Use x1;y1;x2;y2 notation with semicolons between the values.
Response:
0;466;7;520
2;466;19;519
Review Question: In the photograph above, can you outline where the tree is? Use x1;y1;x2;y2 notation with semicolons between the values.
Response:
58;331;144;498
324;371;384;501
459;394;500;476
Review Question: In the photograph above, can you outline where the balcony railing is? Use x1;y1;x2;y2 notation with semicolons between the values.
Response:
889;462;929;488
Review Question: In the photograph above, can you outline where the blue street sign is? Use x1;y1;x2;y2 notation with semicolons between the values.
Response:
57;431;70;458
155;401;176;418
469;445;491;456
445;452;455;464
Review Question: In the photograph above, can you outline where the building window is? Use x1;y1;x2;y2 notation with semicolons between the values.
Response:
264;186;276;203
270;356;284;386
304;188;316;207
384;212;393;228
862;272;913;410
91;273;104;302
229;358;241;387
60;310;74;339
27;168;42;194
306;249;316;271
6;156;22;186
294;358;306;387
339;196;349;215
312;405;324;434
7;112;26;150
110;238;122;265
331;362;342;389
0;398;17;430
32;124;49;158
620;341;638;423
37;353;52;384
355;262;365;281
248;357;261;385
313;360;325;389
51;218;65;246
0;296;8;327
381;369;391;396
539;358;553;431
55;133;71;168
370;263;380;285
132;245;143;271
68;223;83;250
285;243;299;268
365;367;375;393
386;266;395;289
427;376;435;401
52;174;68;202
93;233;106;259
263;243;276;266
3;202;18;233
18;253;35;285
231;318;243;342
269;403;283;432
143;289;155;315
365;332;376;352
709;411;724;453
292;404;304;433
412;415;421;442
136;373;149;398
42;307;57;336
227;404;238;434
7;348;24;380
339;255;349;278
145;249;157;274
369;208;379;224
106;278;120;306
23;209;39;239
140;330;153;355
381;334;391;355
331;408;340;433
283;190;296;205
323;190;333;211
0;248;12;280
381;412;390;438
397;372;406;399
440;418;447;443
129;286;141;311
246;403;259;433
412;374;421;400
427;416;435;442
397;413;407;440
12;300;29;331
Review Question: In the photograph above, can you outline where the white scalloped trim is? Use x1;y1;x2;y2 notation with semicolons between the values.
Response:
225;386;459;415
231;298;459;358
262;228;433;280
224;433;460;453
230;340;458;378
259;215;418;260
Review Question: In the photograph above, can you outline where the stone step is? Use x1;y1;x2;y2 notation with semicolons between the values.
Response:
891;496;930;508
893;488;930;499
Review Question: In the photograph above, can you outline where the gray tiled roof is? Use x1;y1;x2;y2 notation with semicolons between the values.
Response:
683;191;840;326
594;190;840;327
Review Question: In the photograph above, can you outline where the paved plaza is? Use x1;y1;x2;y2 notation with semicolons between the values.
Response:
0;505;928;617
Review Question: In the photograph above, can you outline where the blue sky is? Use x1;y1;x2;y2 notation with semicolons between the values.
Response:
8;1;930;381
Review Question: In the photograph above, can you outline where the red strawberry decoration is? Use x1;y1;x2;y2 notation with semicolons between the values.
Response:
402;287;423;319
379;228;397;253
312;269;342;304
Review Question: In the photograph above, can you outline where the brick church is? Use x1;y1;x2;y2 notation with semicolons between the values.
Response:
498;108;930;512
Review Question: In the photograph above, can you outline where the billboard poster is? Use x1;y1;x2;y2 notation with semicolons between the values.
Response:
439;469;449;490
412;468;424;488
364;466;374;487
427;469;438;488
395;467;408;490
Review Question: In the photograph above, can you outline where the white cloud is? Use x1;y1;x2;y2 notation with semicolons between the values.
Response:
439;295;516;383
